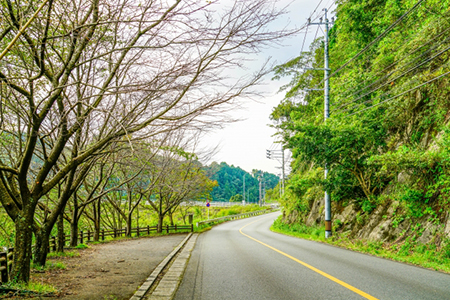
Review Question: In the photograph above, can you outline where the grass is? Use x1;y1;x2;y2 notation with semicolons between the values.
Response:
0;280;57;296
47;251;80;259
271;216;450;274
32;260;66;272
74;243;90;249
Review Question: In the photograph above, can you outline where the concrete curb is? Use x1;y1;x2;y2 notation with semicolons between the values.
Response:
130;233;193;300
146;233;198;300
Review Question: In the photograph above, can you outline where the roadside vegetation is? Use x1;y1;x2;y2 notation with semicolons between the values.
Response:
271;217;450;274
267;0;450;272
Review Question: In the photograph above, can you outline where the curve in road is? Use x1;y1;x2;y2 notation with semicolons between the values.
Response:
175;212;450;300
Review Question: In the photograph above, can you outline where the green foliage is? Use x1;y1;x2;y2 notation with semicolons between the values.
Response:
272;0;450;229
1;281;57;295
229;194;243;202
204;162;279;203
271;217;325;239
47;251;80;259
75;244;90;249
280;166;322;218
272;216;450;273
32;260;66;272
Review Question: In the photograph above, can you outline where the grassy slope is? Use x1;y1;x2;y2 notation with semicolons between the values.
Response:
271;216;450;274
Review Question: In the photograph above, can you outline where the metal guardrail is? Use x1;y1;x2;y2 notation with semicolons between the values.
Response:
196;209;272;227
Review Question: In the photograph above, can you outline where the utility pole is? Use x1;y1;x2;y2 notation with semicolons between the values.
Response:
309;8;333;239
258;175;262;206
243;174;246;205
266;146;285;195
282;147;285;195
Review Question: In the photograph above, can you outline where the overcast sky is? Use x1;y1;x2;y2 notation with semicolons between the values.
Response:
201;0;337;175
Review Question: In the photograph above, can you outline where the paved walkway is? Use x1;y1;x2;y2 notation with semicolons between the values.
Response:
38;234;189;300
130;233;198;300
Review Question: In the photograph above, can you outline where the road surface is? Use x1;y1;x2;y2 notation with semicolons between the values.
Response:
175;212;450;300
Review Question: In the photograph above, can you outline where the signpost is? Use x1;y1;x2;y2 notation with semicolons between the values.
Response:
206;201;210;219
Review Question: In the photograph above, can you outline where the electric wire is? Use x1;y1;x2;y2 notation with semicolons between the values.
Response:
333;32;450;113
300;24;309;54
342;52;450;115
332;23;450;110
311;0;426;90
346;67;450;117
328;0;425;80
313;23;320;44
311;0;325;18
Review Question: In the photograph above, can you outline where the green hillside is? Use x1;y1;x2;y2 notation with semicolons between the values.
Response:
204;162;279;203
272;0;450;248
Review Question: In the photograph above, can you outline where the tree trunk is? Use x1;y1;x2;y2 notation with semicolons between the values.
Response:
70;194;79;247
93;199;100;241
157;214;164;233
57;213;65;252
11;214;34;283
169;211;174;226
126;213;132;237
70;212;79;247
33;226;51;267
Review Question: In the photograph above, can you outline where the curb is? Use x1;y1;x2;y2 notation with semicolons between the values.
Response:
146;233;198;300
130;233;193;300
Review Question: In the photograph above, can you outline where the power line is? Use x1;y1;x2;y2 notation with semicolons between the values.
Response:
311;0;325;18
299;24;309;54
336;41;450;114
346;68;450;116
334;33;450;113
311;0;426;90
332;14;450;110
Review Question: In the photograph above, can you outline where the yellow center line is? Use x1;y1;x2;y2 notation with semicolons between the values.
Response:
239;218;379;300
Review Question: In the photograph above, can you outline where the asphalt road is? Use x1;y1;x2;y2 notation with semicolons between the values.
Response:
174;212;450;300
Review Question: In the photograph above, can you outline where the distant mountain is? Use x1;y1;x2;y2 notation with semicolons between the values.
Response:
203;162;279;202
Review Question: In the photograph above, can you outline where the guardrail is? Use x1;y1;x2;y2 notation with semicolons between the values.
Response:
196;209;273;227
0;224;193;284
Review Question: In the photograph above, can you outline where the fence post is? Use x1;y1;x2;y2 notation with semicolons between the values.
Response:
51;236;56;252
136;226;140;237
191;224;193;232
102;229;105;241
0;251;7;283
174;224;177;232
80;230;84;244
147;225;150;235
7;248;13;277
166;225;169;234
87;230;91;242
113;228;117;238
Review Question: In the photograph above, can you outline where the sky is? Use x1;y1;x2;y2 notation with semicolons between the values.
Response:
201;0;337;176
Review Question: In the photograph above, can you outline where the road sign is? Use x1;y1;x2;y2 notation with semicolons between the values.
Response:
206;202;210;207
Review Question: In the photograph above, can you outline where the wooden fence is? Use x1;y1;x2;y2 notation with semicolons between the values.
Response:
0;224;193;284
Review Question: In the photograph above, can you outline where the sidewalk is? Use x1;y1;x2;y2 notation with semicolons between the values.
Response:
33;234;189;300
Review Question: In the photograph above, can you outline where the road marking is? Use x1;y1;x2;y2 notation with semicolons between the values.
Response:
239;218;379;300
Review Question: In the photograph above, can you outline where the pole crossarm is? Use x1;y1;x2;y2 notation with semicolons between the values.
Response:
304;88;324;91
304;68;331;71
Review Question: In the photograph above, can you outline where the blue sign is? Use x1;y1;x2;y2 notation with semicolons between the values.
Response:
206;202;210;207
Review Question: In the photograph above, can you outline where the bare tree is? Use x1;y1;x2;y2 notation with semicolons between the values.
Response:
0;0;291;282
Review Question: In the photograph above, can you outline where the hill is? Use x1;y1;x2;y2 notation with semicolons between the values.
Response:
203;162;279;203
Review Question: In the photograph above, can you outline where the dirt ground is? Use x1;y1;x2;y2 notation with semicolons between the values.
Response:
15;234;187;300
